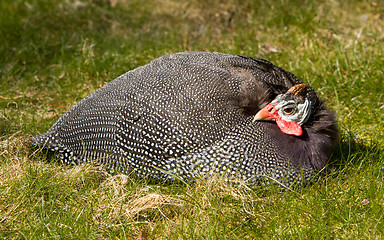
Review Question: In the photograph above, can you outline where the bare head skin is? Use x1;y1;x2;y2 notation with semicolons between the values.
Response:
253;84;312;136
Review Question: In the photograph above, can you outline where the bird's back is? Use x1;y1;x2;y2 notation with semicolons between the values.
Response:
33;52;334;184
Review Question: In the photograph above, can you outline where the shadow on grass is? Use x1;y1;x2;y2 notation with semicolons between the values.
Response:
329;131;383;178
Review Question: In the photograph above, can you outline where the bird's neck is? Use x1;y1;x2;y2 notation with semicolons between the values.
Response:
269;123;333;171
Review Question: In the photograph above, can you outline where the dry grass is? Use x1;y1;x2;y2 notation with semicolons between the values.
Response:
1;0;383;238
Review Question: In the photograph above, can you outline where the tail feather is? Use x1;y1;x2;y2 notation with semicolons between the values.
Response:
31;132;79;165
31;132;51;149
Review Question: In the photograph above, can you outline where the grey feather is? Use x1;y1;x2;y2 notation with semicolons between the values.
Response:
32;52;338;184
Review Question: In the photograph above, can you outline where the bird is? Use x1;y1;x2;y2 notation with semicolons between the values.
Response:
32;52;338;185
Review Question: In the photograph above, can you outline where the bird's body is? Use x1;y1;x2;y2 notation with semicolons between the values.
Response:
32;52;338;184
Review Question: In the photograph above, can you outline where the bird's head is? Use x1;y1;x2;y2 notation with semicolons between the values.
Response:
253;83;313;136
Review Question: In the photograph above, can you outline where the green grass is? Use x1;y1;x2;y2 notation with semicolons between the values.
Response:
1;0;383;239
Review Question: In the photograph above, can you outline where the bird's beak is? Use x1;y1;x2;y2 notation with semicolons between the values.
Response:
253;104;276;122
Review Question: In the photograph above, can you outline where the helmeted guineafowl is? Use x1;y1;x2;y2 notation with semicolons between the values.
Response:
32;52;338;184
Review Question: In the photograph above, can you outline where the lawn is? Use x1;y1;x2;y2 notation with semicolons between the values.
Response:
1;0;383;239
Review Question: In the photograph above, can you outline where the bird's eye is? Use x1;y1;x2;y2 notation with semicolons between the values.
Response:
283;106;295;115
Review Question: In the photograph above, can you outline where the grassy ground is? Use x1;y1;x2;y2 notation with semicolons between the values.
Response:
1;0;383;239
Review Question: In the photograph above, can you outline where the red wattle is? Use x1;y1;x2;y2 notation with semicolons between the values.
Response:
276;119;303;136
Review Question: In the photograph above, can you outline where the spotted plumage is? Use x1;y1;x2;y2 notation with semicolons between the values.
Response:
32;52;338;184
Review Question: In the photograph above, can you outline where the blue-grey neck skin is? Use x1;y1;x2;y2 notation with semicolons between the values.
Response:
272;95;312;125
